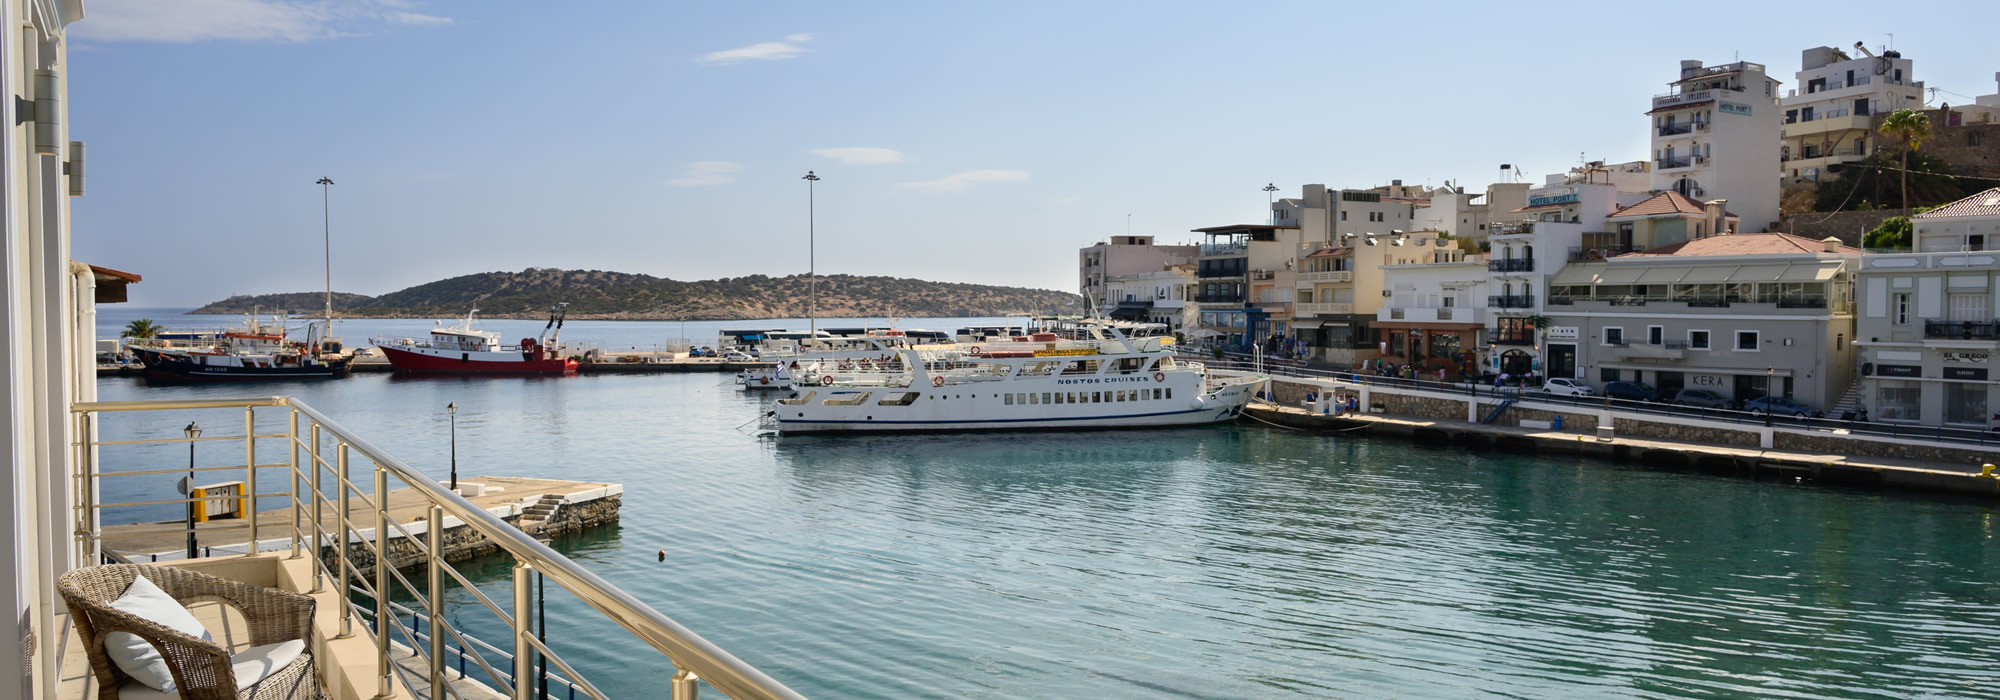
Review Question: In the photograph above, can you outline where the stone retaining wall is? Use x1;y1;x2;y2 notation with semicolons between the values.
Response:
1614;417;1761;447
1774;432;2000;468
1507;405;1597;432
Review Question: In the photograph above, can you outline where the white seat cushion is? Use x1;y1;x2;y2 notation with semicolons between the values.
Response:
102;575;212;692
115;639;306;700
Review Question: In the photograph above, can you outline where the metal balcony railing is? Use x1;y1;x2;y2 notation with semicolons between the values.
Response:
1194;293;1243;304
1657;122;1700;136
1683;295;1731;308
1487;258;1535;272
1926;320;2000;340
1568;245;1636;262
69;397;805;700
1492;334;1534;346
1296;270;1352;283
1199;241;1248;256
1656;155;1694;169
1775;295;1828;308
1487;295;1535;309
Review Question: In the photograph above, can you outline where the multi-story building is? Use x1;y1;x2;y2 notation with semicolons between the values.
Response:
1649;58;1782;231
1078;235;1196;314
1410;181;1529;244
1191;223;1302;349
1853;188;2000;428
1294;230;1454;367
1483;180;1645;374
1106;265;1196;330
1779;44;1923;183
1544;233;1859;409
1273;184;1418;362
1376;239;1487;377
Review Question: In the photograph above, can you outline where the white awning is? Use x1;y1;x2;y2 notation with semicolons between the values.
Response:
1679;265;1737;283
1779;262;1843;281
1636;267;1691;284
1291;321;1323;330
1550;263;1605;286
1597;267;1645;285
1730;264;1790;282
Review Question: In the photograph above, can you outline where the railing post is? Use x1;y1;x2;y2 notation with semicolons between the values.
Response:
428;504;446;695
245;406;259;555
514;561;535;700
288;409;301;559
672;669;700;700
375;466;393;700
311;423;325;592
336;442;353;639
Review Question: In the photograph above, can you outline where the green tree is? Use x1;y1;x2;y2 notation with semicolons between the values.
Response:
120;318;162;339
1862;216;1911;249
1877;109;1934;212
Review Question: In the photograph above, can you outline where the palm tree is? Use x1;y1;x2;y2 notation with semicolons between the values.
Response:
1877;109;1934;212
121;318;162;340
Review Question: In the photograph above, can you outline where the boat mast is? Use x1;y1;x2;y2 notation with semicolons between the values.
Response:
803;170;819;344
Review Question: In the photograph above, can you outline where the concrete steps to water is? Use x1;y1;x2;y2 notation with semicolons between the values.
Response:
517;494;565;532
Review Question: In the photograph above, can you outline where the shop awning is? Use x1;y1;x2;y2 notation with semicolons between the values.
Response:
1779;262;1843;281
1551;263;1605;286
1291;321;1323;330
1730;264;1790;282
1636;267;1690;284
1597;267;1645;285
1679;265;1737;283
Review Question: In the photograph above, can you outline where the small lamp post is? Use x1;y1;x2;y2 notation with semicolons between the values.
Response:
183;421;201;559
1765;367;1775;427
447;402;458;491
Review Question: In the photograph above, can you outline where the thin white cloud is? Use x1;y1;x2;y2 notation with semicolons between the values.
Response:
664;161;742;187
810;147;905;165
74;0;452;43
898;170;1031;193
698;34;812;65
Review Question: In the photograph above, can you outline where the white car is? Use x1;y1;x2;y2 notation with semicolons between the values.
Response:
1540;378;1594;397
723;352;755;361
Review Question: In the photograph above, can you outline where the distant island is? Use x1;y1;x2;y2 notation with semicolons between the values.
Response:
192;268;1081;320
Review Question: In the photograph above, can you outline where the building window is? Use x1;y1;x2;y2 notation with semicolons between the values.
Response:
1836;333;1844;351
1893;293;1910;325
1876;379;1921;422
1949;293;1990;321
1971;132;1984;147
1946;383;1988;426
1647;326;1664;345
1339;211;1347;221
1855;137;1867;155
1735;330;1759;351
1689;330;1710;350
1600;368;1620;383
1603;327;1624;346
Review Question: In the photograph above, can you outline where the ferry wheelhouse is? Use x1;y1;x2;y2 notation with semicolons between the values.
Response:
773;320;1264;433
372;305;577;374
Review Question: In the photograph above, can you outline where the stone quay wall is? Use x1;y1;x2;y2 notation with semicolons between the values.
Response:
1613;417;1761;447
325;495;621;579
1774;432;2000;468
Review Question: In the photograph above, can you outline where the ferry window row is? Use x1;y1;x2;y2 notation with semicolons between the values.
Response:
1003;388;1172;405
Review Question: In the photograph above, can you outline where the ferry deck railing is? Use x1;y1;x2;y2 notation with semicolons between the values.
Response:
70;396;805;700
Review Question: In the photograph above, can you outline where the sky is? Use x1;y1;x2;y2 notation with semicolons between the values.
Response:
66;1;2000;306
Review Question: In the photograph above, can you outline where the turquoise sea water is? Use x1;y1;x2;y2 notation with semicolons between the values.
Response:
92;311;2000;699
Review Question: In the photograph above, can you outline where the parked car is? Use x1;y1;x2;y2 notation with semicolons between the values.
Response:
1742;396;1823;418
1671;388;1732;409
1603;381;1662;402
723;352;755;361
1539;378;1594;397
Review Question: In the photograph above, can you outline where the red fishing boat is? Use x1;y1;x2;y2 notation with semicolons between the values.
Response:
372;305;577;374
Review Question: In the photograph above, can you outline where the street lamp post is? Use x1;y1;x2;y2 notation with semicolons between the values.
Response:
316;177;335;326
803;171;820;340
183;421;201;559
447;402;458;491
1765;367;1775;428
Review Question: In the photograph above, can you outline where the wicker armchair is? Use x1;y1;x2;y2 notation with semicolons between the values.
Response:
58;564;322;700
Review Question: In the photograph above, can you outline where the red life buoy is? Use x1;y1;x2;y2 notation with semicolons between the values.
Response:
932;376;945;387
1153;372;1166;382
759;376;770;385
821;375;834;385
970;345;983;354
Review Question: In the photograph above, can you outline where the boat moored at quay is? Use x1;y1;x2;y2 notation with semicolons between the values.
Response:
372;305;578;374
127;313;350;380
772;320;1264;433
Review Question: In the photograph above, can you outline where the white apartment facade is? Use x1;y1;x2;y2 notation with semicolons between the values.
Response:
1854;189;2000;428
1779;44;1923;183
1410;181;1529;245
1078;235;1197;314
1483;181;1642;374
1376;241;1488;377
1106;266;1196;330
1649;59;1782;232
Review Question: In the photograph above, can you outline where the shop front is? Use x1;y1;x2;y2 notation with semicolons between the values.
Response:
1375;321;1483;378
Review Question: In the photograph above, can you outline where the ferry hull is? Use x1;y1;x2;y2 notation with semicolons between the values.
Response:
376;345;578;374
774;378;1261;434
131;347;349;381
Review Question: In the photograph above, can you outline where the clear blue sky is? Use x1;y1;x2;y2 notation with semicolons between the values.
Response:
67;1;1999;306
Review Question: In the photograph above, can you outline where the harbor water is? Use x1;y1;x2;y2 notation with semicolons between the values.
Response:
92;310;2000;698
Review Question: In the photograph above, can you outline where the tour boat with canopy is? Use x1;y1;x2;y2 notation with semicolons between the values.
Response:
372;305;577;374
128;313;350;380
769;320;1264;433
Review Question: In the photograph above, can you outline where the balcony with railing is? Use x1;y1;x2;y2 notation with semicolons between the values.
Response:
1199;241;1248;256
1251;270;1277;280
1656;155;1694;170
1656;121;1706;137
1296;270;1353;283
1568;245;1636;262
1487;258;1534;273
1489;222;1535;237
1194;292;1244;304
1926;320;2000;340
1487;295;1535;309
63;397;804;700
1295;302;1353;316
1492;332;1535;346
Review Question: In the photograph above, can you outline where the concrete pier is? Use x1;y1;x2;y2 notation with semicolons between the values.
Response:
1245;402;2000;498
101;476;624;573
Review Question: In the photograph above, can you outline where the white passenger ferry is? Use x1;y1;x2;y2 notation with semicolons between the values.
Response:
736;328;949;390
772;321;1264;433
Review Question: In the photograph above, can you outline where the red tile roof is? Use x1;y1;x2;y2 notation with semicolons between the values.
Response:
1608;191;1729;219
1913;187;2000;220
1622;233;1860;257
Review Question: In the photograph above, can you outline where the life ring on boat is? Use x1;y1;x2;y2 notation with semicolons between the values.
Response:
970;346;983;355
759;376;770;385
1153;372;1166;382
821;375;834;385
932;376;945;387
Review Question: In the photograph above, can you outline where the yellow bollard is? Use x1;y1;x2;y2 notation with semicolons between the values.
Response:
1981;463;1997;478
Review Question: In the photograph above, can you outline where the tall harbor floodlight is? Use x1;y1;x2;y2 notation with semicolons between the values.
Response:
1264;182;1279;209
316;176;335;325
803;171;820;339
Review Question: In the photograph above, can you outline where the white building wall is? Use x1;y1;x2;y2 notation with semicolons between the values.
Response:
1650;60;1782;231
